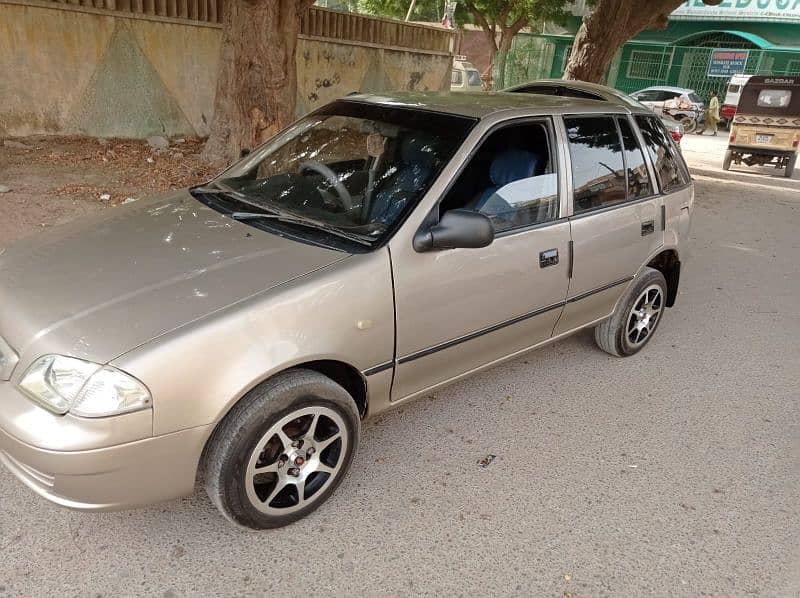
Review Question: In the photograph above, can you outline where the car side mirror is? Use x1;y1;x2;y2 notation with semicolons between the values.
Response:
413;209;494;252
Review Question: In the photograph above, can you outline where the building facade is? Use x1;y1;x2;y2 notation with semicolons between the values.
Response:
502;1;800;99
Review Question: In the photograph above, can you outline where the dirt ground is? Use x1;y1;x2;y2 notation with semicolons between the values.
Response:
0;136;216;247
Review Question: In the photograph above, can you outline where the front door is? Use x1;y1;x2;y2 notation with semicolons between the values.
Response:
555;114;665;335
389;119;571;402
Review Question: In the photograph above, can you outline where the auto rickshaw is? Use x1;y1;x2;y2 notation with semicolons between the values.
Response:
723;75;799;178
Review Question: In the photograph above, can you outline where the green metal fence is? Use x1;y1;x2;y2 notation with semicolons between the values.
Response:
499;34;800;102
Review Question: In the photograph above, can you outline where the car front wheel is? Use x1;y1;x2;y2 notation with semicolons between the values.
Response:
203;369;360;529
594;267;668;357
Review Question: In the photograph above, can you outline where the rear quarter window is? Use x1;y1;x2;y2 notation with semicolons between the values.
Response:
757;89;792;108
634;115;690;192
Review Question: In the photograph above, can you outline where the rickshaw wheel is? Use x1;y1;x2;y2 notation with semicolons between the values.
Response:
785;155;796;178
723;150;732;171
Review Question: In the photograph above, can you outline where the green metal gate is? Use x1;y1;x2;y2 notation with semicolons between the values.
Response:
500;32;800;101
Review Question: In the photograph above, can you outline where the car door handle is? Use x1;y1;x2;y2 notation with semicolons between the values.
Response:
641;220;655;236
539;248;559;268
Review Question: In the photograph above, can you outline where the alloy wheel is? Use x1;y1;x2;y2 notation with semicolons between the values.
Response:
245;405;348;515
625;284;664;348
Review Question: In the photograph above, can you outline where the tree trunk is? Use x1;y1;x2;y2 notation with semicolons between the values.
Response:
494;30;515;90
202;0;310;165
563;0;702;83
480;26;498;80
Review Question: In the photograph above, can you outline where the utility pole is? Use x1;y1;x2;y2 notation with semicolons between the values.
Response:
405;0;417;20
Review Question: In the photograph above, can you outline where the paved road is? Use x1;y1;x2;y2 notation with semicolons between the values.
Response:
1;150;798;597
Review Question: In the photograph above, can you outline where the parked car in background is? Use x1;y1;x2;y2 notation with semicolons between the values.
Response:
630;86;706;131
721;74;753;128
631;86;705;114
450;57;482;92
504;79;685;143
0;91;694;530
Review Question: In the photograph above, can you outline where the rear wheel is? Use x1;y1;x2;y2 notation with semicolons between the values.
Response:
595;267;668;357
785;154;796;178
723;149;733;171
203;369;360;529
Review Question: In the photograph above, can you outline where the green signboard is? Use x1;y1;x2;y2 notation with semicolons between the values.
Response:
673;0;800;22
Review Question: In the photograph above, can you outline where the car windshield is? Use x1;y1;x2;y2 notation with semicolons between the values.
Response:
467;69;481;86
203;101;476;250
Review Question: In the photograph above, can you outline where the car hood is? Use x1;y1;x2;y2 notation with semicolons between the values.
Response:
0;191;348;367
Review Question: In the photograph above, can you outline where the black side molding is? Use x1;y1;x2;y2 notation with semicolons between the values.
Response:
363;361;393;377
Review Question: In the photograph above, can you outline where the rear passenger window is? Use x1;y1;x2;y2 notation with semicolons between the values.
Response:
635;115;690;192
617;117;654;200
565;116;626;213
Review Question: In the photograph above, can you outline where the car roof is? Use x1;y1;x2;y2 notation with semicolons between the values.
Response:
345;90;646;119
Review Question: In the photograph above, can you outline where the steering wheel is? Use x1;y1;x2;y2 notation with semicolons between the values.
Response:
299;160;353;212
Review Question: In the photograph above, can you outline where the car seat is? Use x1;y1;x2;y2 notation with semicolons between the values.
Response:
369;135;436;223
472;149;541;212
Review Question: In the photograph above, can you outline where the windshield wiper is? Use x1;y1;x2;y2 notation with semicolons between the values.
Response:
229;211;373;248
190;183;252;204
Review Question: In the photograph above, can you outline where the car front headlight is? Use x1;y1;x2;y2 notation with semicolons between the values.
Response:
18;355;151;417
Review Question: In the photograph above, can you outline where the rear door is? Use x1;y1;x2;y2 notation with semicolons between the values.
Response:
634;114;694;256
554;114;664;335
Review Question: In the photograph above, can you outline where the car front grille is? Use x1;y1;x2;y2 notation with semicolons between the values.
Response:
0;334;19;381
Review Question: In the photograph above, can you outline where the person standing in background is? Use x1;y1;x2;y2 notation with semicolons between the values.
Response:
699;90;720;135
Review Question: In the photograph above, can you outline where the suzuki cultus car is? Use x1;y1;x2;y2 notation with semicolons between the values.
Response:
0;89;693;529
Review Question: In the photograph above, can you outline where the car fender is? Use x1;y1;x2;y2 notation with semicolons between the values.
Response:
111;249;396;437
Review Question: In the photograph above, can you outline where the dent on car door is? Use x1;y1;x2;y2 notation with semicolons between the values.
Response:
554;114;663;335
389;119;571;402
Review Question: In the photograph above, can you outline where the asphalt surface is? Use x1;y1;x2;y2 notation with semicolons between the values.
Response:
1;137;799;597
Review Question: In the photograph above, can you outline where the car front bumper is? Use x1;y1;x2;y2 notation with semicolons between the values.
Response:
0;381;212;511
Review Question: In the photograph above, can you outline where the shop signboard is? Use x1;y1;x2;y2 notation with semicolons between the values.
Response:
707;49;750;77
673;0;800;23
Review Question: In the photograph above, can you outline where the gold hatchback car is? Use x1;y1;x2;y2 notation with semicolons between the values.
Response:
0;89;693;529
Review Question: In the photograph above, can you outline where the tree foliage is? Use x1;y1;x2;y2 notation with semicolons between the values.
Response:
355;0;445;21
461;0;568;87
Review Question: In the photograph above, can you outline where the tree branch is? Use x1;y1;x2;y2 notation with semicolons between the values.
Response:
508;14;529;35
497;4;511;29
464;1;498;51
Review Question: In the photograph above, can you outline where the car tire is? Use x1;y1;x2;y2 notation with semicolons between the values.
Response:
203;369;360;530
784;154;796;178
723;149;732;171
594;267;668;357
678;116;696;134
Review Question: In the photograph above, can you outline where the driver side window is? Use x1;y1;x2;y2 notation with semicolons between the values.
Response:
439;121;559;234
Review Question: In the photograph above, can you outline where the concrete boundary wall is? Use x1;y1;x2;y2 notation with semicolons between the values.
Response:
0;0;454;137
